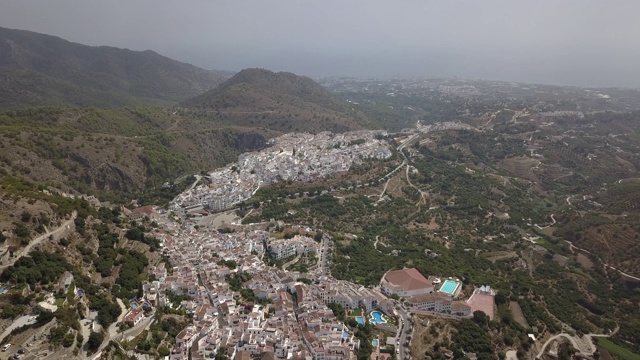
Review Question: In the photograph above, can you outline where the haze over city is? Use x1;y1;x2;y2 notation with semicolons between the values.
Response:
5;0;640;358
1;0;639;88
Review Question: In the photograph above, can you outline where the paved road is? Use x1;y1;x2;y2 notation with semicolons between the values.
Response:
98;298;127;353
0;315;36;344
536;334;580;359
119;317;154;342
397;134;419;154
318;233;332;275
187;175;202;191
0;211;77;270
396;305;412;360
536;327;618;359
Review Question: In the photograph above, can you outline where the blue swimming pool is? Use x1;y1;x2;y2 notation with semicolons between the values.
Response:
372;339;379;347
342;331;348;339
355;316;365;325
131;302;139;309
439;280;460;295
0;288;7;295
370;311;387;325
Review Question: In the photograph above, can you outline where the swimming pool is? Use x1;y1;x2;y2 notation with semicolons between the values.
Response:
355;316;365;325
0;288;6;295
372;339;379;347
370;311;387;325
342;331;348;339
439;280;460;295
131;302;139;309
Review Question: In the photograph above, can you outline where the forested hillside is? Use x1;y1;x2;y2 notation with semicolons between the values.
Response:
0;27;227;107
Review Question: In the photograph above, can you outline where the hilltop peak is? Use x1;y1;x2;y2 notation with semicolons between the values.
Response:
181;68;371;133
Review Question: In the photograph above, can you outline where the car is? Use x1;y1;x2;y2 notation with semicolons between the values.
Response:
17;349;25;354
2;344;12;351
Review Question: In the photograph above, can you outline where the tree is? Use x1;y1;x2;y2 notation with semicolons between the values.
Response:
451;319;494;357
13;223;29;238
495;292;508;305
327;303;346;321
87;332;104;351
158;346;170;357
36;310;55;325
125;227;144;241
62;333;75;347
472;311;489;327
215;346;229;360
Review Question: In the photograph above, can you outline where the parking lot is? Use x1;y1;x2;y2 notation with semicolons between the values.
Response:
0;320;57;360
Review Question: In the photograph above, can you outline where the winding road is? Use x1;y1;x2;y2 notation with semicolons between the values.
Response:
405;165;428;206
536;334;579;358
564;240;640;281
536;327;618;359
98;298;128;353
281;254;301;271
0;211;77;270
376;135;415;201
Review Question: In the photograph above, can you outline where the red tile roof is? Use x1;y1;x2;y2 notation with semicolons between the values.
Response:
384;268;432;291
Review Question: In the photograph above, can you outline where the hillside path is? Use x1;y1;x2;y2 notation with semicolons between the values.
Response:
536;326;619;359
99;298;128;352
564;240;640;281
0;211;77;270
282;254;301;271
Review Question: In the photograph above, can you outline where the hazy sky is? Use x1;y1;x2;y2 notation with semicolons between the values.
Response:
1;0;639;88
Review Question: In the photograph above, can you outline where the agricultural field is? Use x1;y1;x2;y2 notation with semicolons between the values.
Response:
595;338;640;360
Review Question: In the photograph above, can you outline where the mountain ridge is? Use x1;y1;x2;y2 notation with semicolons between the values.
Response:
0;26;228;107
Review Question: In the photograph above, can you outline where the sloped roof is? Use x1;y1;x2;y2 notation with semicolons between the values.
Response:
384;268;432;291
